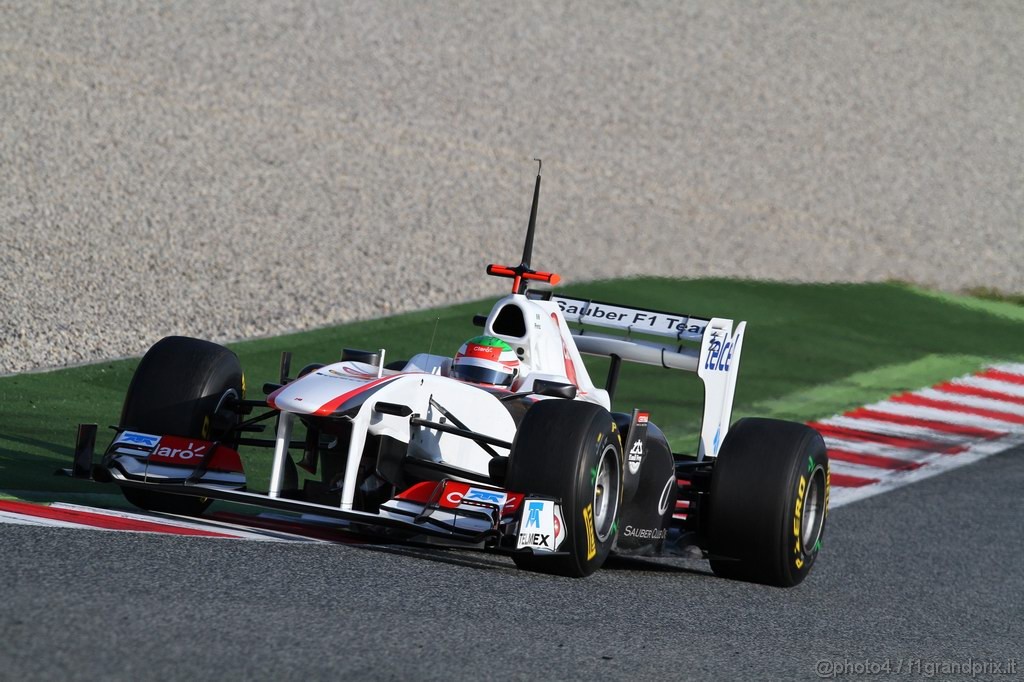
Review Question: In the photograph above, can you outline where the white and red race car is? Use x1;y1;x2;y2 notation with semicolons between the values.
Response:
84;164;828;584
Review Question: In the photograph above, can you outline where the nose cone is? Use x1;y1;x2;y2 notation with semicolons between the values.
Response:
267;362;382;416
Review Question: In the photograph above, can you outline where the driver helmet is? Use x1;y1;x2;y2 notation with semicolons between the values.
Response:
451;336;520;387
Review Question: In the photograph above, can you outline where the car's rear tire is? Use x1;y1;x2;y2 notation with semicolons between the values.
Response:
505;400;623;578
118;336;244;516
706;418;829;587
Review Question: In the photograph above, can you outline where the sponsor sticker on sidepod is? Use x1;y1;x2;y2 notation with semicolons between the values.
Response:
516;499;565;552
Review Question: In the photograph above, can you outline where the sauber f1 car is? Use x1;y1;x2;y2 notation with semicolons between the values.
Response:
77;163;829;585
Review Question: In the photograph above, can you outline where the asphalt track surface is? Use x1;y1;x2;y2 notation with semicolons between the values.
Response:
1;444;1020;681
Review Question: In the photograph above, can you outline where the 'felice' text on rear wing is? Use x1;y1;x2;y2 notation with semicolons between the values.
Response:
553;295;746;459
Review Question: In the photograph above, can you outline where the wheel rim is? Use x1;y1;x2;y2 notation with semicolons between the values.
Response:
801;466;826;551
592;442;621;542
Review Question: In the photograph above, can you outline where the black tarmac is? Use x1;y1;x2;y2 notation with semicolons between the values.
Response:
1;446;1021;680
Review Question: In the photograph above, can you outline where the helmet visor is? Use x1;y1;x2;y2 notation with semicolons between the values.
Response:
451;363;514;387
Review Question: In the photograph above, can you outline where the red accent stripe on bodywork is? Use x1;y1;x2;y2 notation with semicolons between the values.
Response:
313;375;398;416
551;313;579;386
394;481;438;504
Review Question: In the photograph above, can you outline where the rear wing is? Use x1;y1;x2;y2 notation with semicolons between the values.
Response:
555;296;710;342
553;295;745;459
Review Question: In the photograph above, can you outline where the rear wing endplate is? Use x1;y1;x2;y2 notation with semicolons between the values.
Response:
555;296;745;460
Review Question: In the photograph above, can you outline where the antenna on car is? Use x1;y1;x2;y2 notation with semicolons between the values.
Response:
485;158;561;295
521;158;542;270
426;316;440;357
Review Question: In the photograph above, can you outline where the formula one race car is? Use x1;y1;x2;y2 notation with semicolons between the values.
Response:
79;163;829;585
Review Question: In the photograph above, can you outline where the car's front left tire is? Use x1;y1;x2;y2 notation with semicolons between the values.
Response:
117;336;243;516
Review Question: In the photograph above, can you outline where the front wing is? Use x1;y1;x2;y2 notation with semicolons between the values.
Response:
104;433;570;555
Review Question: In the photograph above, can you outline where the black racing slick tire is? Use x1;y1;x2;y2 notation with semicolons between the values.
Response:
118;336;244;516
505;400;623;578
706;418;829;587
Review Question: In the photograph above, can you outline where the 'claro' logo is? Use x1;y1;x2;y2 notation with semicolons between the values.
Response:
154;443;207;461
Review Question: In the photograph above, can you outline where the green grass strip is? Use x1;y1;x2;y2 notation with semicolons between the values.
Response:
2;278;1022;504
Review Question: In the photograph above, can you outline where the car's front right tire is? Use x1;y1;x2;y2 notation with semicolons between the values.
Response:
505;400;623;578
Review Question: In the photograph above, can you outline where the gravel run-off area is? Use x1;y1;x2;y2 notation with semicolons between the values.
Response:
1;1;1021;374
